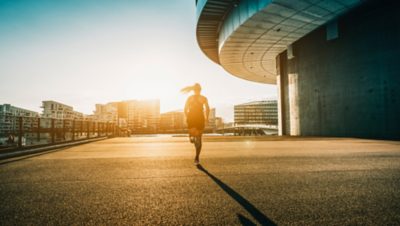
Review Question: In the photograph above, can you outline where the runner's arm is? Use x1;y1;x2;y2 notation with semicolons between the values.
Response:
204;97;210;121
184;97;190;118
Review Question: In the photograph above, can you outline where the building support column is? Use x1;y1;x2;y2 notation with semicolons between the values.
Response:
276;53;287;135
288;72;300;135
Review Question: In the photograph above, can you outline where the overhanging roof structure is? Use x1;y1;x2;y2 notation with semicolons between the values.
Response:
196;0;363;84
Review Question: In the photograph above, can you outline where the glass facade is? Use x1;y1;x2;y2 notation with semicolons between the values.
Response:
234;100;278;126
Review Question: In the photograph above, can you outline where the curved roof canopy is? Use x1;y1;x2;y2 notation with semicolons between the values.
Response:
196;0;237;64
196;0;362;84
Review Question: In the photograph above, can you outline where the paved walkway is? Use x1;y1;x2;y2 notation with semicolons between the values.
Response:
0;136;399;225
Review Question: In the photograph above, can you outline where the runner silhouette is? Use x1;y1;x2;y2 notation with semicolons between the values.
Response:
182;83;210;165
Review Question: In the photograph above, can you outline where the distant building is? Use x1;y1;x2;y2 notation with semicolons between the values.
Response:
205;108;216;132
94;103;118;123
73;111;84;120
215;117;224;130
223;122;235;129
84;114;97;121
40;100;84;131
126;100;160;133
160;110;186;133
234;100;278;126
41;101;83;120
95;99;160;133
0;104;39;118
0;104;39;136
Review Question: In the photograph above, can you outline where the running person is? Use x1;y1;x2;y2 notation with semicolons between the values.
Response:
182;83;210;165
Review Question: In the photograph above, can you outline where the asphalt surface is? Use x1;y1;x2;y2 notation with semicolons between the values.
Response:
0;136;399;225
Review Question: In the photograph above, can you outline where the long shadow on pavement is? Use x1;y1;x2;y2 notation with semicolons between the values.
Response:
197;164;276;226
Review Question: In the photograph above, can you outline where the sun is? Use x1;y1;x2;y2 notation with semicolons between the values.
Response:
125;78;187;113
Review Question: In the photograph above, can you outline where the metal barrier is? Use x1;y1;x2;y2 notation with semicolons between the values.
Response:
0;115;117;150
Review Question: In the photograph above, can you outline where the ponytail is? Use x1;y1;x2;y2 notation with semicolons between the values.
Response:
181;83;201;94
180;85;194;94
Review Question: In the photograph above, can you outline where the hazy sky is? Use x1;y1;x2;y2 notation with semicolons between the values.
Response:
0;0;276;121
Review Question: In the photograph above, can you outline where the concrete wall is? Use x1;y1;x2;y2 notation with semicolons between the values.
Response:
277;0;400;140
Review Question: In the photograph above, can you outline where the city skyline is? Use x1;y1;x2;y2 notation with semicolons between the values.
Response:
0;1;398;225
0;96;278;124
0;0;276;120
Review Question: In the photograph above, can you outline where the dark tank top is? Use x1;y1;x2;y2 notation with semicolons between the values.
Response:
188;96;204;119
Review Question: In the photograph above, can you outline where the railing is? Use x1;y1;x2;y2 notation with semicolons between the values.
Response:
216;124;279;136
0;115;117;151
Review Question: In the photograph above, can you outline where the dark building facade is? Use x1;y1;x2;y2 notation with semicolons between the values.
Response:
276;1;400;139
196;0;400;140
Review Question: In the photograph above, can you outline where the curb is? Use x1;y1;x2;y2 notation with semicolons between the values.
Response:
0;137;108;160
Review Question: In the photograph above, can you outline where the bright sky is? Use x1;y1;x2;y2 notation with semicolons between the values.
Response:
0;0;276;122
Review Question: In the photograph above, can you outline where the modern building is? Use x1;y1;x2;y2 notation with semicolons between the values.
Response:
234;100;278;126
94;103;118;123
0;104;39;118
196;0;400;139
41;101;83;120
215;117;224;130
0;104;39;136
125;100;160;133
160;110;186;133
39;101;85;133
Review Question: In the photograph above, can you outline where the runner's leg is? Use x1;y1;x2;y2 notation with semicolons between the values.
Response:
194;133;202;163
189;128;195;143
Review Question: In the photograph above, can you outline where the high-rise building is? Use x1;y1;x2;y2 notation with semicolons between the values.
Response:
160;110;186;133
234;100;278;126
